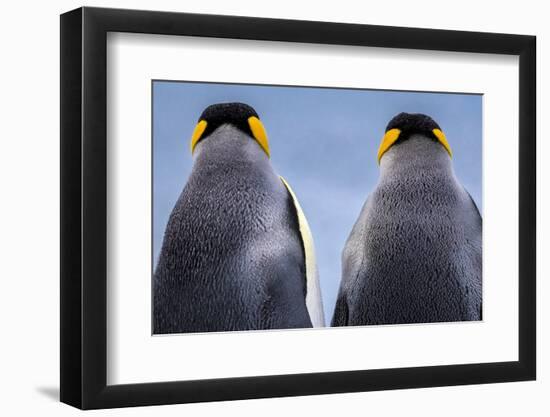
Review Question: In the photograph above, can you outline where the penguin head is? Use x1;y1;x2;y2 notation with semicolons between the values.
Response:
190;102;270;157
377;112;452;164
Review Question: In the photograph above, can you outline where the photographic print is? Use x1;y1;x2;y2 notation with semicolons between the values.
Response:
152;81;482;335
61;9;536;407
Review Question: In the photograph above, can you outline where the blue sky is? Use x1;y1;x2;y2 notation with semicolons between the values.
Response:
153;81;482;325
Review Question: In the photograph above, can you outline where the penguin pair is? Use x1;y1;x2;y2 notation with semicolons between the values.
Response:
153;103;482;334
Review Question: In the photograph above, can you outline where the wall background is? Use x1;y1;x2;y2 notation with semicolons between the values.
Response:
0;0;545;415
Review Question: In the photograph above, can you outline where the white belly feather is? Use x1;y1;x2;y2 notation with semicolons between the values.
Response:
280;177;325;327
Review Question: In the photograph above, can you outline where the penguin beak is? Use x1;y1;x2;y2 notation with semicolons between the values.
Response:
190;120;208;154
377;128;401;164
432;129;453;158
248;116;270;157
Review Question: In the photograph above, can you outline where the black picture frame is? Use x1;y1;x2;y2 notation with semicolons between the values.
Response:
60;6;536;410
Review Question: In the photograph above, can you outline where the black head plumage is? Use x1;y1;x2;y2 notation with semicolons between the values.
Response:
386;112;441;142
198;102;259;140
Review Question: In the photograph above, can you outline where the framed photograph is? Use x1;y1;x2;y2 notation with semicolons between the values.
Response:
60;6;536;409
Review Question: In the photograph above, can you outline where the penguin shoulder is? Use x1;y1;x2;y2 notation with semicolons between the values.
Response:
341;194;373;287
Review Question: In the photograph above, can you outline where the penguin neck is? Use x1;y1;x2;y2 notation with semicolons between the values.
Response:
192;124;273;177
379;135;454;182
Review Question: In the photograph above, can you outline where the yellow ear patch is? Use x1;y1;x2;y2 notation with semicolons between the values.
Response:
190;120;208;154
377;128;401;164
433;128;453;158
248;116;270;157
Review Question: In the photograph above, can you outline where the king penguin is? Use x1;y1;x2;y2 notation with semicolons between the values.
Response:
154;102;324;334
332;112;482;326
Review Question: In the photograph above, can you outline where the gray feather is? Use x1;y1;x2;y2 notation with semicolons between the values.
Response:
332;134;482;326
154;125;312;333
